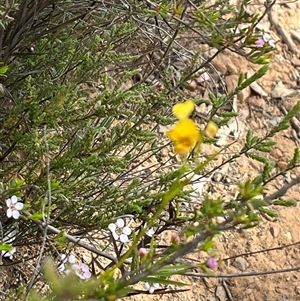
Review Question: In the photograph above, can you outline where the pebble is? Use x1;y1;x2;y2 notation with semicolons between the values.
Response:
250;81;268;97
291;57;300;68
271;81;295;99
270;148;283;160
225;74;239;94
247;96;266;111
291;30;300;43
285;231;292;241
215;285;227;301
276;161;287;171
232;257;249;271
237;86;251;102
270;225;280;238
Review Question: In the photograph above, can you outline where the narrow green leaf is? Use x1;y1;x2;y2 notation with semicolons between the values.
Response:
248;199;268;208
287;147;300;167
0;243;13;251
144;277;188;287
259;207;278;217
273;199;296;206
238;65;268;90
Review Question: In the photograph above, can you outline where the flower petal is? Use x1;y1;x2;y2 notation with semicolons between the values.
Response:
119;234;129;243
14;202;24;210
144;283;150;290
12;210;20;219
7;209;13;218
11;195;18;204
268;39;276;48
146;228;155;237
204;120;218;138
263;32;271;42
112;231;119;241
122;226;131;236
116;218;125;228
58;263;66;272
6;198;12;207
172;99;195;120
68;254;76;264
108;223;116;232
83;270;92;279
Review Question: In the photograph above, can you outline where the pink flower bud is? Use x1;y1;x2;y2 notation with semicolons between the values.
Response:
172;234;180;244
206;258;218;270
138;248;147;256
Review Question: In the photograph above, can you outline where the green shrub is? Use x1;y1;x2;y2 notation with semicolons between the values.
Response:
0;0;299;300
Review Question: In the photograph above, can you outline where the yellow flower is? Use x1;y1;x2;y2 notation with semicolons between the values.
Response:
167;119;201;156
172;99;195;120
204;120;218;138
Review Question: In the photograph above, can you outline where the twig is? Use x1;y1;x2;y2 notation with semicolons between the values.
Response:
22;212;120;264
264;175;300;203
223;240;300;262
183;266;300;278
268;4;298;54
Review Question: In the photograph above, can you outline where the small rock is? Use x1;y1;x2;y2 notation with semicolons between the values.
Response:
270;148;282;160
291;57;300;68
285;231;292;241
295;285;300;295
270;226;280;238
225;74;239;94
203;277;218;288
271;81;295;99
212;57;228;75
237;86;251;102
250;81;268;97
276;161;287;171
215;285;227;301
291;30;300;43
213;172;223;182
247;96;266;110
226;57;240;75
232;257;249;271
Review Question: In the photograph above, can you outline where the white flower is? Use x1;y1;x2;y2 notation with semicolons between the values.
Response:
6;195;24;219
108;218;132;243
143;223;155;237
58;254;77;272
144;282;160;294
262;32;276;48
146;228;155;237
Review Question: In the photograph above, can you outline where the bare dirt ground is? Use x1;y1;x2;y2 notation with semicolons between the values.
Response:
126;1;300;300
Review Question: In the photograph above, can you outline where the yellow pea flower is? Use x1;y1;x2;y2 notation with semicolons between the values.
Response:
167;119;201;156
204;120;218;138
172;99;195;120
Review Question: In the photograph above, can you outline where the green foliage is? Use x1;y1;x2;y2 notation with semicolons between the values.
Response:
0;0;298;300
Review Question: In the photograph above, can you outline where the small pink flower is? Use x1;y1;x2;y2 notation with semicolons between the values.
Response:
255;38;265;48
138;248;147;256
6;195;24;219
206;258;218;270
172;234;180;244
73;262;91;280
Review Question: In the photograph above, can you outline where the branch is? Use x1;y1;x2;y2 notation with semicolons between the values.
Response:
264;175;300;203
